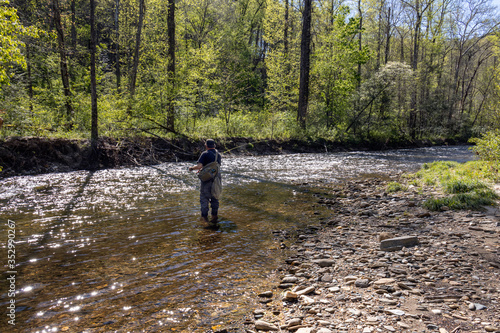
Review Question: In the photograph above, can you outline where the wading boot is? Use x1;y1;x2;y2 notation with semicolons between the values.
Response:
210;216;218;225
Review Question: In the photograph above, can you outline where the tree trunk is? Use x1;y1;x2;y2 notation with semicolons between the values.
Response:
26;43;33;112
115;0;121;93
409;0;425;139
298;0;312;129
376;0;384;70
166;0;175;131
71;0;77;51
90;0;98;155
129;0;145;99
357;0;362;86
52;0;73;120
384;7;391;64
284;0;289;56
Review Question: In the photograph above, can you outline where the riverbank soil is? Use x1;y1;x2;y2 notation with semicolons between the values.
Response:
237;177;500;333
0;136;457;178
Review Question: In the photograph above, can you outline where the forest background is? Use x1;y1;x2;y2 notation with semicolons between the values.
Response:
2;0;500;145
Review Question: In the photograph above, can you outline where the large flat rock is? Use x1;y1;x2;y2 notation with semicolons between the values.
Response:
380;236;419;251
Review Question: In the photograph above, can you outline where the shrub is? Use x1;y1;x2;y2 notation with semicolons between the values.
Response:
470;130;500;162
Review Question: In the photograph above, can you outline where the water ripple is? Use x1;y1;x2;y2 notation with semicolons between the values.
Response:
0;146;473;332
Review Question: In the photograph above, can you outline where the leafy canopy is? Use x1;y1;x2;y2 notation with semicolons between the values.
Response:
0;0;37;87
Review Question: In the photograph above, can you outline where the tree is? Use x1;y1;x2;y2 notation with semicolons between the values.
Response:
52;0;74;120
129;0;145;99
0;0;35;87
312;4;369;130
263;0;300;120
298;0;312;128
166;0;176;131
90;0;98;153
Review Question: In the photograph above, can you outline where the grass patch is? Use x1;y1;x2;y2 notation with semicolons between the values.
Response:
386;182;406;193
409;160;499;211
423;189;498;211
443;179;488;194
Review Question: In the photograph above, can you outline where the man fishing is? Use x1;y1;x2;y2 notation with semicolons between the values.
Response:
188;139;222;224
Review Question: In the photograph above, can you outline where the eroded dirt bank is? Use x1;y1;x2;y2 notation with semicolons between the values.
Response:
230;177;500;333
0;136;460;178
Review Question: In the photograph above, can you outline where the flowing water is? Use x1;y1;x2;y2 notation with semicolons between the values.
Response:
0;146;474;332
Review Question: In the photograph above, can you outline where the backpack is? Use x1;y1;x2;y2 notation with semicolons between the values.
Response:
197;151;220;182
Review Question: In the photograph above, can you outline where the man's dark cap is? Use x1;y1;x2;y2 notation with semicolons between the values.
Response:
205;139;216;148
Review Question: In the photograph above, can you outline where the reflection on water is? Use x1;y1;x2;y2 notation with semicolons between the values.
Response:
0;146;474;332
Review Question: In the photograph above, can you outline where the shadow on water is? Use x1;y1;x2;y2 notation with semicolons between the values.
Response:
30;171;95;255
0;146;475;332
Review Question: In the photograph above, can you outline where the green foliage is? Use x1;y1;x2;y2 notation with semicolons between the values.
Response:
386;181;406;193
469;130;500;162
2;0;500;143
348;62;413;140
411;160;499;211
263;0;301;122
443;179;487;194
423;190;498;211
0;0;38;87
311;5;369;129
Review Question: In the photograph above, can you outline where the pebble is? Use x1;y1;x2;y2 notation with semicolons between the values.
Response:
374;278;396;285
317;328;333;333
355;279;370;288
258;291;273;298
296;328;313;333
284;291;298;300
255;320;278;331
385;309;405;316
246;178;500;333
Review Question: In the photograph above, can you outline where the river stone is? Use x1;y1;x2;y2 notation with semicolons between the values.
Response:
385;309;405;316
374;278;395;285
321;274;334;282
313;259;336;267
258;291;273;298
397;322;411;329
344;275;358;282
470;303;487;310
284;291;298;300
282;276;299;283
287;318;302;326
379;232;395;241
255;320;279;331
317;328;333;333
296;328;313;333
380;235;419;251
380;298;398;305
355;279;370;288
348;308;361;317
300;295;315;305
296;286;315;295
397;282;412;290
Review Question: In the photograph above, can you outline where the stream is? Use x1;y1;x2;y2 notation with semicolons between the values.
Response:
0;146;474;332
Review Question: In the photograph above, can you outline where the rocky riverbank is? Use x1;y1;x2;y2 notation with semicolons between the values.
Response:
0;136;460;178
236;177;500;333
